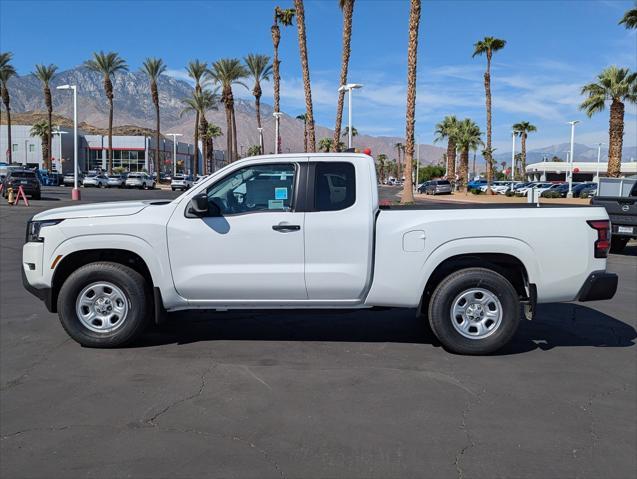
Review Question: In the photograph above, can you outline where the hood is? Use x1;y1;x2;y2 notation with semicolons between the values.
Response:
32;201;153;221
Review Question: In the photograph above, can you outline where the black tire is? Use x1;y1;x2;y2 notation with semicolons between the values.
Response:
32;192;41;200
428;267;520;355
610;237;629;254
57;262;150;348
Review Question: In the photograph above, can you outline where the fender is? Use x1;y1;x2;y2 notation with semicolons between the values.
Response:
49;233;186;309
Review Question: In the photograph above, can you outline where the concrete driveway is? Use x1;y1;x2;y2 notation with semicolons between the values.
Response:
1;187;635;478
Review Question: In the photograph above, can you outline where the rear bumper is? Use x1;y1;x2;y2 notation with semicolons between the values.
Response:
577;271;618;302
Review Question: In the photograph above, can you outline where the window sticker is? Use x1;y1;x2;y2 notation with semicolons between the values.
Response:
268;199;284;209
275;187;288;200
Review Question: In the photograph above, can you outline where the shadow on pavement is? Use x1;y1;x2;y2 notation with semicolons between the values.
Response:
133;303;635;355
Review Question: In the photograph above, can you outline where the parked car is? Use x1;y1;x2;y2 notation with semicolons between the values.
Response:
467;179;487;190
63;172;84;187
421;179;452;195
23;153;617;355
83;173;108;188
517;182;554;195
571;182;597;198
171;175;194;191
539;183;567;198
106;174;127;188
591;176;637;253
2;169;41;199
125;172;155;189
579;184;597;198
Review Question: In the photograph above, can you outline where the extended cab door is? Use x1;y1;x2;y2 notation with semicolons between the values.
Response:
166;160;307;301
303;160;375;300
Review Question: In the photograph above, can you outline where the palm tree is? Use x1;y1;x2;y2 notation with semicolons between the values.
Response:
293;0;316;152
434;115;459;181
181;89;218;173
296;113;307;152
376;153;388;183
394;142;404;178
206;123;223;171
140;57;167;182
580;66;637;177
318;137;333;152
0;52;16;164
400;0;421;204
342;126;358;139
208;59;248;163
84;51;128;174
456;118;483;192
619;3;637;28
29;121;49;165
244;54;272;154
472;36;506;193
271;6;296;152
197;89;220;174
512;121;537;180
186;60;207;175
33;64;58;172
333;0;356;151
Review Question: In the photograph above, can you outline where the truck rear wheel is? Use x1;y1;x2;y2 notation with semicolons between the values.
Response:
57;262;150;348
428;267;520;355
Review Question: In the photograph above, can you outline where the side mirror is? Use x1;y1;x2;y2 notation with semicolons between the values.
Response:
189;193;209;215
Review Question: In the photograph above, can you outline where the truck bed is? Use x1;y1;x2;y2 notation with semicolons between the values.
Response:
380;202;590;210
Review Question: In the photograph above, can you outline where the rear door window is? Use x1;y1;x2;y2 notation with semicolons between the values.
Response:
314;162;356;211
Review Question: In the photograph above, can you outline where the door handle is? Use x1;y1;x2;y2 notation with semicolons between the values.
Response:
272;224;301;232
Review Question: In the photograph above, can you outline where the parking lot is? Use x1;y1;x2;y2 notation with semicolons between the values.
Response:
1;187;636;478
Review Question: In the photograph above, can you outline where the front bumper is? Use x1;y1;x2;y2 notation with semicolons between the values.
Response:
22;266;54;312
577;271;618;302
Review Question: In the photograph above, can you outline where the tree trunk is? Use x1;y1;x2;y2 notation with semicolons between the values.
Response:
303;120;307;153
155;102;161;183
446;139;456;180
459;147;469;192
2;88;12;164
607;99;624;178
193;110;199;176
199;115;208;175
401;0;420;204
232;107;239;160
484;53;493;193
520;133;527;181
255;89;263;154
45;86;52;173
108;98;113;175
224;104;232;163
333;0;355;152
294;0;316;152
272;24;282;151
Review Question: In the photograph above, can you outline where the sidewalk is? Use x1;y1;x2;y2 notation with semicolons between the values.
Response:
415;192;591;206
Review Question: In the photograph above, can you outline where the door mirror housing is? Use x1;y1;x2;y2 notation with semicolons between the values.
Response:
188;193;221;217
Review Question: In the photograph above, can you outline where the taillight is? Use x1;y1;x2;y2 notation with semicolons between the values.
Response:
587;220;610;258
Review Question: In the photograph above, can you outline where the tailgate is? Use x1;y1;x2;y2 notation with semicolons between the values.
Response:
592;196;637;227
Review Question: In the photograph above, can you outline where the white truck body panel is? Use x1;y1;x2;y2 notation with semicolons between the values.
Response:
24;153;611;314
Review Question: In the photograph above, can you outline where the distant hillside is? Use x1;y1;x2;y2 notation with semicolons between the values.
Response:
494;142;637;164
4;66;445;163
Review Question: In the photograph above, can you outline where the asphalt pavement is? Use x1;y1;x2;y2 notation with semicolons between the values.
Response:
1;186;635;478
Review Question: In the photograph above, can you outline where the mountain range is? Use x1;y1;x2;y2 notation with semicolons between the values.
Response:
494;142;637;165
4;66;444;162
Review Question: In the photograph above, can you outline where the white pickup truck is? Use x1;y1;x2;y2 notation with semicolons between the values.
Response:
22;153;618;354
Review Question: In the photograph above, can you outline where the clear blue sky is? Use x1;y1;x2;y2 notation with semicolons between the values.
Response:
1;0;636;152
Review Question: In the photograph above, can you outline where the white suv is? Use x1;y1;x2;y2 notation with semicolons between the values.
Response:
170;175;194;191
125;172;155;189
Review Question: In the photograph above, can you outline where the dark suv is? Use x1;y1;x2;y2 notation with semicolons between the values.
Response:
2;169;41;200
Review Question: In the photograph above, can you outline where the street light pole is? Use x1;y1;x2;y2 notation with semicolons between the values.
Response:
338;83;363;149
257;127;264;155
567;121;579;198
511;131;516;181
166;133;182;176
596;142;604;183
273;112;283;154
57;84;80;200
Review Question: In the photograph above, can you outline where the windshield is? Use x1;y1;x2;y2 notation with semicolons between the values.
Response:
128;174;141;178
11;171;36;179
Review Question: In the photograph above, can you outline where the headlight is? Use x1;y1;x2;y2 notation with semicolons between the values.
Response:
25;219;63;243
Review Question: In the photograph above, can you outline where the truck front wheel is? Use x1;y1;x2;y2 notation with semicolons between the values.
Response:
428;268;520;355
57;262;150;348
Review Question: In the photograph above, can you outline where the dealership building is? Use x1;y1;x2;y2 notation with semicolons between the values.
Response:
525;160;637;182
0;124;224;174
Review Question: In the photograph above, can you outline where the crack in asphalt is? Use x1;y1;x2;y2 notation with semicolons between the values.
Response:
0;338;71;392
453;390;482;479
144;363;218;427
